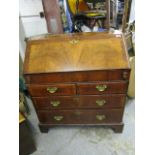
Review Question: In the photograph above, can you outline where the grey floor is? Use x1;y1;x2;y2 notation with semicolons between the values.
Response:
27;98;135;155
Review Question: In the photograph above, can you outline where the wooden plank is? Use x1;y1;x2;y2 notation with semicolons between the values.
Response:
42;0;63;33
105;0;110;29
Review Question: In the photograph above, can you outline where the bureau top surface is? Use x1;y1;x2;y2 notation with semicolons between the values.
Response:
24;32;130;74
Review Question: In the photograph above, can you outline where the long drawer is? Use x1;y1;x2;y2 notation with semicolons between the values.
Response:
33;94;126;110
27;84;76;97
77;81;128;95
24;69;130;84
37;109;123;124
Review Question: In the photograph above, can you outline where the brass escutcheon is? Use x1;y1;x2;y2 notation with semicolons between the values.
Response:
69;39;79;44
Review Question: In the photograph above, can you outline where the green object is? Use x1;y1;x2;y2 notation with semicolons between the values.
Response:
19;77;26;92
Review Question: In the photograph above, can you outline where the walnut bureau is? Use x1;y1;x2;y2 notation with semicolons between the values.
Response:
23;32;130;133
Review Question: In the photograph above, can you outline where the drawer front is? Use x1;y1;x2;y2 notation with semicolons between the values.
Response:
24;69;130;84
37;109;123;124
33;96;77;109
79;94;126;109
77;81;128;95
27;84;76;97
33;94;126;110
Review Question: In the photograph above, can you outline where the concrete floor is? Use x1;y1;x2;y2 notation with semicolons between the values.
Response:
27;98;135;155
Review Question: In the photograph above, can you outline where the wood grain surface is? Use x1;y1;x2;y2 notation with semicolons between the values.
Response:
24;32;130;74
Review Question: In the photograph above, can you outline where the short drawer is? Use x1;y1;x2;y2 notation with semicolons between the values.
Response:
79;94;126;109
33;94;126;110
33;96;77;109
27;84;76;97
37;109;123;124
77;81;128;95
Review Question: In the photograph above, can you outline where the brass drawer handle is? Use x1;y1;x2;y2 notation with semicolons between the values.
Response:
51;101;60;107
96;85;107;92
47;87;58;93
53;116;63;121
96;115;106;121
96;99;106;106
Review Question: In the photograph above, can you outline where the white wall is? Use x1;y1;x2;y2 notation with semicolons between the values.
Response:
19;0;48;37
129;0;135;23
19;18;26;61
19;0;49;61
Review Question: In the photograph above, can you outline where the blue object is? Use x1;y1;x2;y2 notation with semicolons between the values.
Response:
65;2;73;32
98;28;106;32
